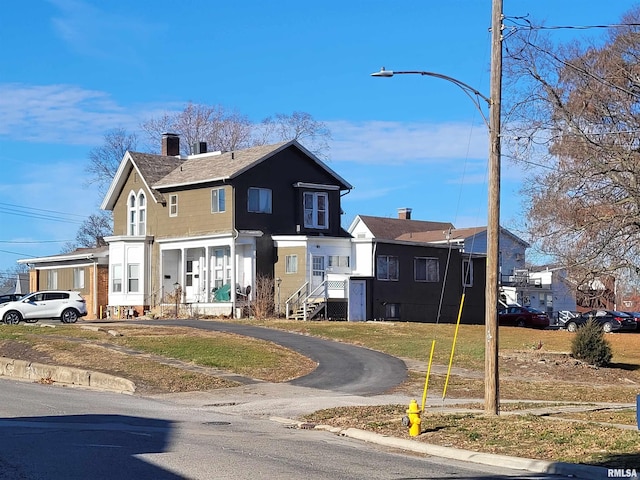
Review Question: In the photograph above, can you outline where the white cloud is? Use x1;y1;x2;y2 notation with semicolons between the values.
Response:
326;119;489;165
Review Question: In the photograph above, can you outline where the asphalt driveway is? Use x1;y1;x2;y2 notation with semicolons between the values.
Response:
138;320;407;395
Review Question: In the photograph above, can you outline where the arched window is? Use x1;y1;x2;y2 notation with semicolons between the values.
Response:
127;191;146;236
138;192;146;235
128;193;137;235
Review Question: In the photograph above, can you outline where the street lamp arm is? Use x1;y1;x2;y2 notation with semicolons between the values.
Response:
371;67;491;128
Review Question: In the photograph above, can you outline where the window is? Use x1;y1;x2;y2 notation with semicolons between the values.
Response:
285;255;298;273
462;259;473;287
328;255;350;268
47;270;58;289
138;193;146;235
128;194;137;235
377;255;398;281
112;264;122;293
211;188;226;213
415;257;439;282
248;187;272;213
303;192;328;229
169;195;178;217
127;264;140;293
73;267;85;289
212;247;231;290
128;191;146;235
385;303;400;319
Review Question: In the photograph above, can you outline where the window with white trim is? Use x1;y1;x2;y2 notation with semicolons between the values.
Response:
415;257;439;282
211;188;225;213
73;267;85;289
127;264;140;293
303;192;328;229
112;264;122;293
212;247;231;290
128;194;137;235
248;187;272;213
328;255;349;268
169;194;178;217
462;258;473;287
376;255;398;281
127;191;146;235
285;255;298;273
138;192;146;235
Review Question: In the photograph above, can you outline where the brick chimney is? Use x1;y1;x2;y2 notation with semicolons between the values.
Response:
161;133;180;156
398;208;412;220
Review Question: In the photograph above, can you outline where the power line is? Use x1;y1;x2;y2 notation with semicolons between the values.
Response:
0;202;88;225
0;240;72;244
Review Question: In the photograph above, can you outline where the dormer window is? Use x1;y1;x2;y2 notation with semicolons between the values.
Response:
128;190;146;235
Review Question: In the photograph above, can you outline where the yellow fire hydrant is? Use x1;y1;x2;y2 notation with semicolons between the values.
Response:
401;399;421;436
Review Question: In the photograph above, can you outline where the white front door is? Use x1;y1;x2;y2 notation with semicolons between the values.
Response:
185;259;201;302
311;255;325;290
348;280;366;321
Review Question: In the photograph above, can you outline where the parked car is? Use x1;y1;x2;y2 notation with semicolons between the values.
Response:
0;291;87;325
498;305;550;329
0;294;23;305
622;312;640;331
564;310;637;333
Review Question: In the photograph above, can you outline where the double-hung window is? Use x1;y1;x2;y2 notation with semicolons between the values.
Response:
303;192;328;229
377;255;399;281
127;264;140;293
112;264;123;293
211;188;226;213
73;267;85;289
415;257;439;282
248;187;272;213
169;195;178;217
285;255;298;274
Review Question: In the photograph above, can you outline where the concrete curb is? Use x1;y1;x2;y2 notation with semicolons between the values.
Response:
270;417;608;479
0;356;136;394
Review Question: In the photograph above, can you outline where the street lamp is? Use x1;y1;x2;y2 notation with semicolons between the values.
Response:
371;0;503;415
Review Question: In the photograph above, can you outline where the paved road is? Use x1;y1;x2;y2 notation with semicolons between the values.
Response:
138;319;407;395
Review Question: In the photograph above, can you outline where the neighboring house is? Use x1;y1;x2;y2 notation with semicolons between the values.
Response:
100;134;353;317
16;247;109;320
0;272;29;296
348;209;487;324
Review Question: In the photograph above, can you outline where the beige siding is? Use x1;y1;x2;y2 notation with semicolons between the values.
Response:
274;246;308;302
153;186;233;238
111;171;234;239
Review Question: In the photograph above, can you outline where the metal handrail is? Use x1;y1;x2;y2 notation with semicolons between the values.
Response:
285;282;309;319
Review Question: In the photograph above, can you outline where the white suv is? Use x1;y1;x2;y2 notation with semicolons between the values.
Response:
0;291;87;325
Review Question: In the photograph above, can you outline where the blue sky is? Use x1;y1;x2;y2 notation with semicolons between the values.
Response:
0;0;637;272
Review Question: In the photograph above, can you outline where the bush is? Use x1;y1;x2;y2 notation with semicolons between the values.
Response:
571;318;613;367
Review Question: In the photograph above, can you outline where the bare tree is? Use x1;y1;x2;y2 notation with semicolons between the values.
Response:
140;102;253;154
85;128;138;196
61;211;113;253
255;111;331;159
141;103;331;158
502;7;640;287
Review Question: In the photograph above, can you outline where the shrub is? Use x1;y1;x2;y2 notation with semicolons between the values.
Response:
571;318;613;367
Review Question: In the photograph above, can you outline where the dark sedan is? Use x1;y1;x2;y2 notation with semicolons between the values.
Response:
565;310;637;333
498;305;550;329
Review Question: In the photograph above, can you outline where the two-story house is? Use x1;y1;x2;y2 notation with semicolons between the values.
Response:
347;209;488;323
100;134;353;317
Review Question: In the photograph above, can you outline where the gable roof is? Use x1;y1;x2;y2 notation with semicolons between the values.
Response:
101;151;185;210
153;140;353;190
354;215;454;241
101;140;352;211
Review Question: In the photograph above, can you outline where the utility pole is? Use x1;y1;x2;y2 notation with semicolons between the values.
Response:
485;0;503;415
